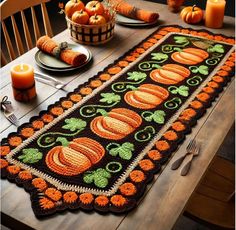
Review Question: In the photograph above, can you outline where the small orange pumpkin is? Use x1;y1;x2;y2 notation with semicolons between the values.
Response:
88;14;106;25
150;64;190;85
124;84;169;109
180;5;203;24
65;0;85;18
171;48;209;65
90;108;142;140
46;137;105;176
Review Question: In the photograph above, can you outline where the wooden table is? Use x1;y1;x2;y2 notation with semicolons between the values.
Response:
0;1;235;229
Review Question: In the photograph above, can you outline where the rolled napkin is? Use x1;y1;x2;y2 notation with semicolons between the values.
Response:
36;36;87;66
110;0;159;23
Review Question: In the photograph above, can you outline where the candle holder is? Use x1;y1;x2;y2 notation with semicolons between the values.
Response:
12;84;37;102
10;64;37;102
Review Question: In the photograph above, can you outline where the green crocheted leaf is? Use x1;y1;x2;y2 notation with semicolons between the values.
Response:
122;142;134;151
198;65;209;75
108;142;134;160
94;176;109;188
83;173;94;184
18;148;43;164
151;53;168;60
62;118;86;131
153;110;166;124
118;148;132;160
109;146;120;156
208;44;224;53
100;93;121;104
178;86;189;97
127;72;147;81
174;36;188;44
95;168;111;178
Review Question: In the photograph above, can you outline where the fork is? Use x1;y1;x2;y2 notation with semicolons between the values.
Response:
181;143;200;176
2;103;19;126
171;139;196;170
34;71;67;90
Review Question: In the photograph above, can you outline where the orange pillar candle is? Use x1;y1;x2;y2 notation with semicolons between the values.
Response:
10;64;37;102
205;0;226;28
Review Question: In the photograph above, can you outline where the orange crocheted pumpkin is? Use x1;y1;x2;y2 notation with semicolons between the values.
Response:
90;108;142;140
171;48;209;65
124;84;169;109
150;64;190;85
46;137;105;176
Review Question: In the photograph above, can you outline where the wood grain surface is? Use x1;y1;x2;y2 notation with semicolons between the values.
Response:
0;1;235;230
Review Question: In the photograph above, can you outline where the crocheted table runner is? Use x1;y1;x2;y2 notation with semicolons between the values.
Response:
1;25;235;217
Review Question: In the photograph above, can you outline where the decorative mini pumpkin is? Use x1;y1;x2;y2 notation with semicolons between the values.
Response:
65;0;85;18
90;108;142;140
124;84;169;109
45;137;105;176
72;10;89;25
180;5;203;24
88;14;106;25
150;64;190;85
85;1;104;16
171;48;209;65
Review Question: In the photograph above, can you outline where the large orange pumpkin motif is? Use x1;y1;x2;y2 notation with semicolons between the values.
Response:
150;64;190;85
91;108;142;140
124;84;169;109
171;48;209;65
46;138;105;176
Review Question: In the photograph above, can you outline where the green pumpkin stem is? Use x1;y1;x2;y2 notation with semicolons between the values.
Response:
56;137;70;146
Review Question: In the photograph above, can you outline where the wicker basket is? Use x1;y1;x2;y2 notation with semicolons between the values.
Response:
66;16;116;45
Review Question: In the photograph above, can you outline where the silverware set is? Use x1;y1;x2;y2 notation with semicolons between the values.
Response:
1;96;19;126
171;139;200;176
34;71;67;90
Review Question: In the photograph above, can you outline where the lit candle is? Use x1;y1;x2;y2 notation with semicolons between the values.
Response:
205;0;226;28
10;63;37;102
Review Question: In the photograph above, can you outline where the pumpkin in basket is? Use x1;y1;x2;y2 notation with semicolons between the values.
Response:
65;0;85;18
171;48;209;65
72;10;89;24
90;108;142;140
85;1;104;16
45;137;105;176
89;14;106;25
180;5;204;24
124;84;169;109
150;64;190;85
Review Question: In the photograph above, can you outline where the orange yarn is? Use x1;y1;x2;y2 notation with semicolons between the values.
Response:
129;170;145;183
0;146;10;156
95;195;109;206
63;192;78;203
45;188;62;201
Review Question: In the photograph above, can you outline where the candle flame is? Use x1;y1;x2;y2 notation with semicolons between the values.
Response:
20;63;24;71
